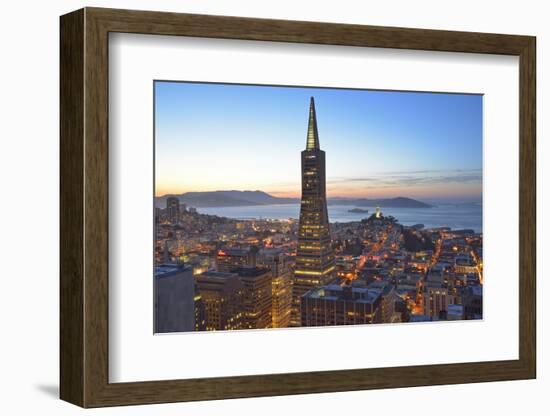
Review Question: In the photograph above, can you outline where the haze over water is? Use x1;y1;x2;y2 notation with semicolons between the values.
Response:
197;202;482;233
157;82;483;233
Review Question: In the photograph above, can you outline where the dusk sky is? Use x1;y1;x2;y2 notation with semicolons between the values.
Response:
155;81;482;202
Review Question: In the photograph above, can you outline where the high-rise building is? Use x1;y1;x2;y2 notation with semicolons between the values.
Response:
234;267;273;329
166;196;180;224
195;271;246;331
301;284;382;327
161;240;172;264
292;97;335;326
258;248;293;328
154;207;161;224
423;285;449;319
216;246;257;273
154;264;195;333
367;280;398;323
462;285;483;319
447;303;464;321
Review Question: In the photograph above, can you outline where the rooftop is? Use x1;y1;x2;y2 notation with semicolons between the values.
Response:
259;247;284;255
409;315;432;322
233;266;270;278
304;284;381;304
197;271;238;279
469;285;483;297
154;263;192;279
455;257;475;266
218;247;254;256
195;271;239;283
447;304;464;315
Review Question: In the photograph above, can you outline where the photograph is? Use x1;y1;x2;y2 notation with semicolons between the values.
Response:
153;81;483;333
51;5;539;409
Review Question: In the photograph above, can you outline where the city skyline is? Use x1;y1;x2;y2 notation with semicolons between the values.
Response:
155;81;483;201
154;92;483;333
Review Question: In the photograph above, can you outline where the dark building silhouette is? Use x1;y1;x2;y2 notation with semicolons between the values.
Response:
463;285;483;319
154;264;195;333
195;271;245;331
166;196;180;224
216;246;257;273
291;97;336;326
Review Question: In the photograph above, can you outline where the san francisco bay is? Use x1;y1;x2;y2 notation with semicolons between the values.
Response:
197;202;482;232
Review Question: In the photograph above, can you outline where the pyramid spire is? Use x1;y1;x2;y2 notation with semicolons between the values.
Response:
306;97;320;150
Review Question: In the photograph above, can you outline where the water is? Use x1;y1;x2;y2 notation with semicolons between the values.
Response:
197;203;482;233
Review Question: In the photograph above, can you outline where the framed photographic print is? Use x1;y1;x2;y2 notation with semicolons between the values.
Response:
60;7;536;408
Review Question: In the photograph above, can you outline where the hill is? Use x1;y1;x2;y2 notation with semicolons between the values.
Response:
155;190;298;208
329;196;433;208
155;191;432;209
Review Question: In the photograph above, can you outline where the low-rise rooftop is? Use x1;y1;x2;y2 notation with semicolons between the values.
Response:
304;284;381;304
233;266;270;278
196;270;238;280
154;263;192;279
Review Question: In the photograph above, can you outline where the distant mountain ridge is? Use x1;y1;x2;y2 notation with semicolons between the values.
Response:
155;190;298;208
329;196;432;208
155;190;432;209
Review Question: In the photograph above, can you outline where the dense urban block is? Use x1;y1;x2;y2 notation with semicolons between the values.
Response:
154;97;483;332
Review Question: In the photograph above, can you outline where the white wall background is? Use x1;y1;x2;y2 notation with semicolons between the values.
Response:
0;0;545;414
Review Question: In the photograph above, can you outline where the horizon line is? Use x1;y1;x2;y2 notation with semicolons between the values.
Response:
154;189;482;201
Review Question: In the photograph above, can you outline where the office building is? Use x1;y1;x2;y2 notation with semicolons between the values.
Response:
166;196;180;224
154;264;195;333
195;271;245;331
292;97;336;326
368;280;398;323
301;284;382;327
463;285;483;319
235;267;273;329
423;286;449;319
258;248;293;328
447;303;464;320
216;246;257;273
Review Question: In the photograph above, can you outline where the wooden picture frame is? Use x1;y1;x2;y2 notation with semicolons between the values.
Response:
60;7;536;408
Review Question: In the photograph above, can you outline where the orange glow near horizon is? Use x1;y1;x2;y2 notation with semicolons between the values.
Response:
155;181;481;200
154;82;482;204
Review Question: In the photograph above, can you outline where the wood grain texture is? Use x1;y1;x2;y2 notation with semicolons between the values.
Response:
59;8;84;407
83;10;110;406
518;38;536;376
59;7;537;408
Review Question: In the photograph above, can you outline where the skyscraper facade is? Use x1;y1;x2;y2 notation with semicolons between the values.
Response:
154;264;195;333
166;196;180;224
235;267;273;329
258;248;293;328
291;97;336;326
195;271;246;331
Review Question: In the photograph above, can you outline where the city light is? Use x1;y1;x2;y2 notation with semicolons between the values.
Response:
154;95;483;333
